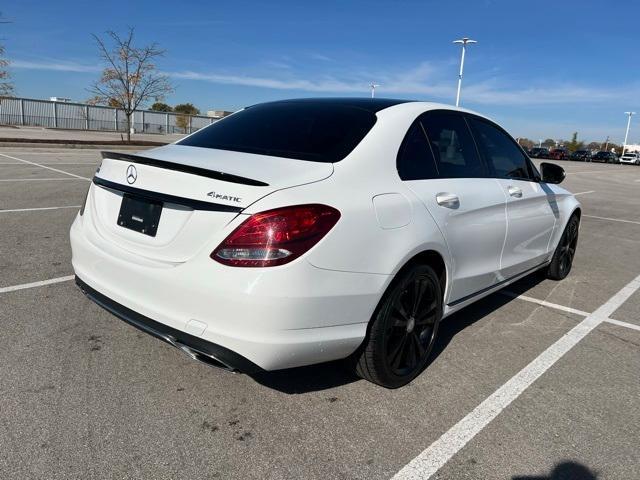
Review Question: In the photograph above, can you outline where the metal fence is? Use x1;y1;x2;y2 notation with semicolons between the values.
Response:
0;97;216;135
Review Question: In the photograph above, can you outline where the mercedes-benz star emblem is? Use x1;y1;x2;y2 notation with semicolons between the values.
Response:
126;164;137;184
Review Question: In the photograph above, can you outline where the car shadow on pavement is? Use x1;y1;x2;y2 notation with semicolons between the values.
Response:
426;271;546;369
512;460;598;479
250;272;547;394
249;359;359;394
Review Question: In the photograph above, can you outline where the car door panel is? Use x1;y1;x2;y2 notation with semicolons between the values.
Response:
396;111;507;305
466;115;558;280
407;178;507;303
496;178;557;278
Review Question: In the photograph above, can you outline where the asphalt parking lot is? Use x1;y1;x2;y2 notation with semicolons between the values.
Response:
1;148;639;479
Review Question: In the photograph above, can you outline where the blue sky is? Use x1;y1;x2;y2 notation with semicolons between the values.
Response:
3;0;640;143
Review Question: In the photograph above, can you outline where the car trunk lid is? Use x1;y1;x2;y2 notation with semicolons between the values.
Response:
88;145;333;263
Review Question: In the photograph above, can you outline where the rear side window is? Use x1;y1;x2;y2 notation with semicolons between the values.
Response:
397;122;439;180
177;102;377;163
420;112;487;178
467;117;532;180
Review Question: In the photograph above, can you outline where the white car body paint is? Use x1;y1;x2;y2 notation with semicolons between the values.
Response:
70;100;580;372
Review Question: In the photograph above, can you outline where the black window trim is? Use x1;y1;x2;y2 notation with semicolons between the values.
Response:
396;109;491;181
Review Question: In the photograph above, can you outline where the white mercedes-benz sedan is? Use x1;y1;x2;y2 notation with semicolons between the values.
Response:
71;98;580;388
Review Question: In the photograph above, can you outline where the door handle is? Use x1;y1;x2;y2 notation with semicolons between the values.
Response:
436;192;460;209
508;186;523;198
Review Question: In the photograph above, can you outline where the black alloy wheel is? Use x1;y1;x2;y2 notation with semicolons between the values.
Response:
385;274;439;377
547;215;580;280
354;264;442;388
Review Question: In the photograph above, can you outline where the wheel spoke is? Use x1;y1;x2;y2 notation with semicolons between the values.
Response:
412;279;426;316
416;304;436;325
392;297;409;320
390;314;408;328
389;335;407;369
404;336;417;368
413;333;426;358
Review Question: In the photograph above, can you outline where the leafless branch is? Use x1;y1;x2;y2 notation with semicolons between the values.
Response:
88;27;173;140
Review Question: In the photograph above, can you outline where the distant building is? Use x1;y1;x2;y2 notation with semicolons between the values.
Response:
623;143;640;153
207;110;233;119
50;97;72;103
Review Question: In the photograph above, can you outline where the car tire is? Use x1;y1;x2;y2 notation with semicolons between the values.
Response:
353;264;443;388
546;215;580;280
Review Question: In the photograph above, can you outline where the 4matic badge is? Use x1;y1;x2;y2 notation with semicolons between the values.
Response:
207;191;242;203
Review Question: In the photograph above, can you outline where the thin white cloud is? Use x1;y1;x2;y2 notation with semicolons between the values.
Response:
11;60;102;73
168;61;454;97
10;58;636;107
310;53;333;62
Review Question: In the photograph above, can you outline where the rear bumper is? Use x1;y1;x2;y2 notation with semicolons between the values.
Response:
75;276;262;373
70;213;388;371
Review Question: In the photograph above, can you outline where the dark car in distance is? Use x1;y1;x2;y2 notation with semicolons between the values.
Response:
592;151;619;164
548;148;570;160
570;150;592;161
529;147;550;158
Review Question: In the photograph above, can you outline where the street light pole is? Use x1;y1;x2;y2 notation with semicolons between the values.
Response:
453;37;477;107
622;111;636;156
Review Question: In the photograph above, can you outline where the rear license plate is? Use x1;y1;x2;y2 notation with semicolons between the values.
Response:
117;194;163;237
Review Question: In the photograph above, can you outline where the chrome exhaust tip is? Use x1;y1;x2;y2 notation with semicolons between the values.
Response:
164;335;238;373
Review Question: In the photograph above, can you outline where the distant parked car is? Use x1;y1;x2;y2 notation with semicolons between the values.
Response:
570;150;592;162
620;151;640;165
548;148;569;160
529;147;550;158
592;151;619;163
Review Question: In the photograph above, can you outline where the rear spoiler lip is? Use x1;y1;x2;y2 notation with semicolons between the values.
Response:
101;151;269;187
93;176;244;213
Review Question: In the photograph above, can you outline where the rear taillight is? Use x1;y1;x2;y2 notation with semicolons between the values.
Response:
212;204;341;267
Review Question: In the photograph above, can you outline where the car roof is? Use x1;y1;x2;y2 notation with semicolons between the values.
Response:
250;97;494;121
252;97;416;113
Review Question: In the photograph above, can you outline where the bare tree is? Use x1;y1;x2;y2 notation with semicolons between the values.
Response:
0;43;13;97
89;28;173;141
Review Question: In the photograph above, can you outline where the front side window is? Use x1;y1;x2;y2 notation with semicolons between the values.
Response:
419;112;487;178
467;116;532;180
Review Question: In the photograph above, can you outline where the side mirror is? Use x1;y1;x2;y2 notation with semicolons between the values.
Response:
540;162;565;184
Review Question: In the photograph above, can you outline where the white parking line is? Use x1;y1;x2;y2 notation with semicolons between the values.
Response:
0;205;80;213
503;289;640;334
583;214;640;226
0;178;88;182
572;190;595;196
0;153;90;180
0;275;75;294
604;318;640;332
392;274;640;480
0;151;101;155
0;162;100;166
499;290;590;317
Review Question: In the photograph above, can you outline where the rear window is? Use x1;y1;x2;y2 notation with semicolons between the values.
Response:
177;102;378;163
